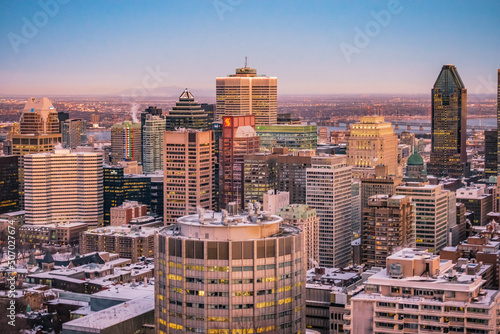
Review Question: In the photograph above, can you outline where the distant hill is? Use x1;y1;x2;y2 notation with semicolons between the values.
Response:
112;86;214;98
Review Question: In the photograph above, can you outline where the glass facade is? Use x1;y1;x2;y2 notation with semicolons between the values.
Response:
0;155;19;214
256;125;317;151
428;65;467;178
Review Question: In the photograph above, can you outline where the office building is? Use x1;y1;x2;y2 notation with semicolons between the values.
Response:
277;150;313;205
111;121;142;164
216;64;277;125
0;155;19;214
57;111;69;132
498;69;500;178
485;129;498;179
347;116;398;176
23;147;103;226
428;65;468;178
306;155;352;268
90;113;100;127
62;119;87;149
103;164;151;226
200;103;215;125
395;183;452;254
243;152;278;204
212;121;223;211
351;180;361;234
456;185;493;226
142;114;165;173
155;208;306;334
81;226;156;263
165;89;209;131
149;172;164;218
163;130;215;225
361;195;415;268
256;124;318;151
12;97;62;157
220;115;260;210
263;190;289;215
278;204;320;269
360;165;402;209
345;248;500;334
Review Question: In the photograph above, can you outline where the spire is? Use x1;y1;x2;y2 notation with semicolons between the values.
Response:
179;88;194;101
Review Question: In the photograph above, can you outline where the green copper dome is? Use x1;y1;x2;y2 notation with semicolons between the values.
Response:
407;153;424;165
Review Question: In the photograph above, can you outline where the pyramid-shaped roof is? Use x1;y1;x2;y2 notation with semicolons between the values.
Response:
179;88;194;101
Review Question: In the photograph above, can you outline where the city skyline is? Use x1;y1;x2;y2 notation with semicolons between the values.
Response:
1;1;499;96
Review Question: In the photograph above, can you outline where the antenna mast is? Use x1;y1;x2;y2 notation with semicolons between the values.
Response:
244;56;248;68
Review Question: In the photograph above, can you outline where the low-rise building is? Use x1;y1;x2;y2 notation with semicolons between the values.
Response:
110;201;148;226
80;226;156;263
19;222;88;245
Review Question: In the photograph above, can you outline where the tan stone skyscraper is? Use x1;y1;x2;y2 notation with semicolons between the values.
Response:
216;63;277;125
163;129;215;225
12;97;62;156
347;116;398;176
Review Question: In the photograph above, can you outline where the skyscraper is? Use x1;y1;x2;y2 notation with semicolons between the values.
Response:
428;64;467;178
62;119;87;149
163;129;215;225
24;147;103;226
111;121;142;164
497;69;500;176
347;116;398;176
216;64;277;125
165;89;209;131
155;209;306;334
12;97;62;157
306;155;352;268
0;155;19;214
142;114;165;173
220;115;260;210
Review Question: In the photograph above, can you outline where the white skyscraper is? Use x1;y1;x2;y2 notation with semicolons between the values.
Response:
24;147;103;226
306;155;352;268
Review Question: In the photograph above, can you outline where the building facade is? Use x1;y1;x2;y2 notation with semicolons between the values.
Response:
110;200;148;226
155;209;306;334
62;119;87;149
428;65;468;178
278;204;320;269
345;248;500;334
256;125;318;151
395;183;451;254
220;115;260;210
277;151;313;205
456;185;493;226
81;226;155;263
244;153;279;204
347;116;398;176
306;155;352;268
23;148;103;226
142;114;166;174
0;155;19;214
361;195;415;268
216;65;277;125
111;121;142;164
163;130;215;225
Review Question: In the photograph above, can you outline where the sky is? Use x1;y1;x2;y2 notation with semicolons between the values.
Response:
0;0;499;96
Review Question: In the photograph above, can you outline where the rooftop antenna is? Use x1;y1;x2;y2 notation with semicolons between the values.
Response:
244;56;248;68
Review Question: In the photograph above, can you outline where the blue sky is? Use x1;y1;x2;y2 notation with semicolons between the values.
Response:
0;0;499;96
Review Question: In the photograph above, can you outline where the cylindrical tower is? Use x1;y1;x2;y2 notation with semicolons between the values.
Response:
155;208;306;334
